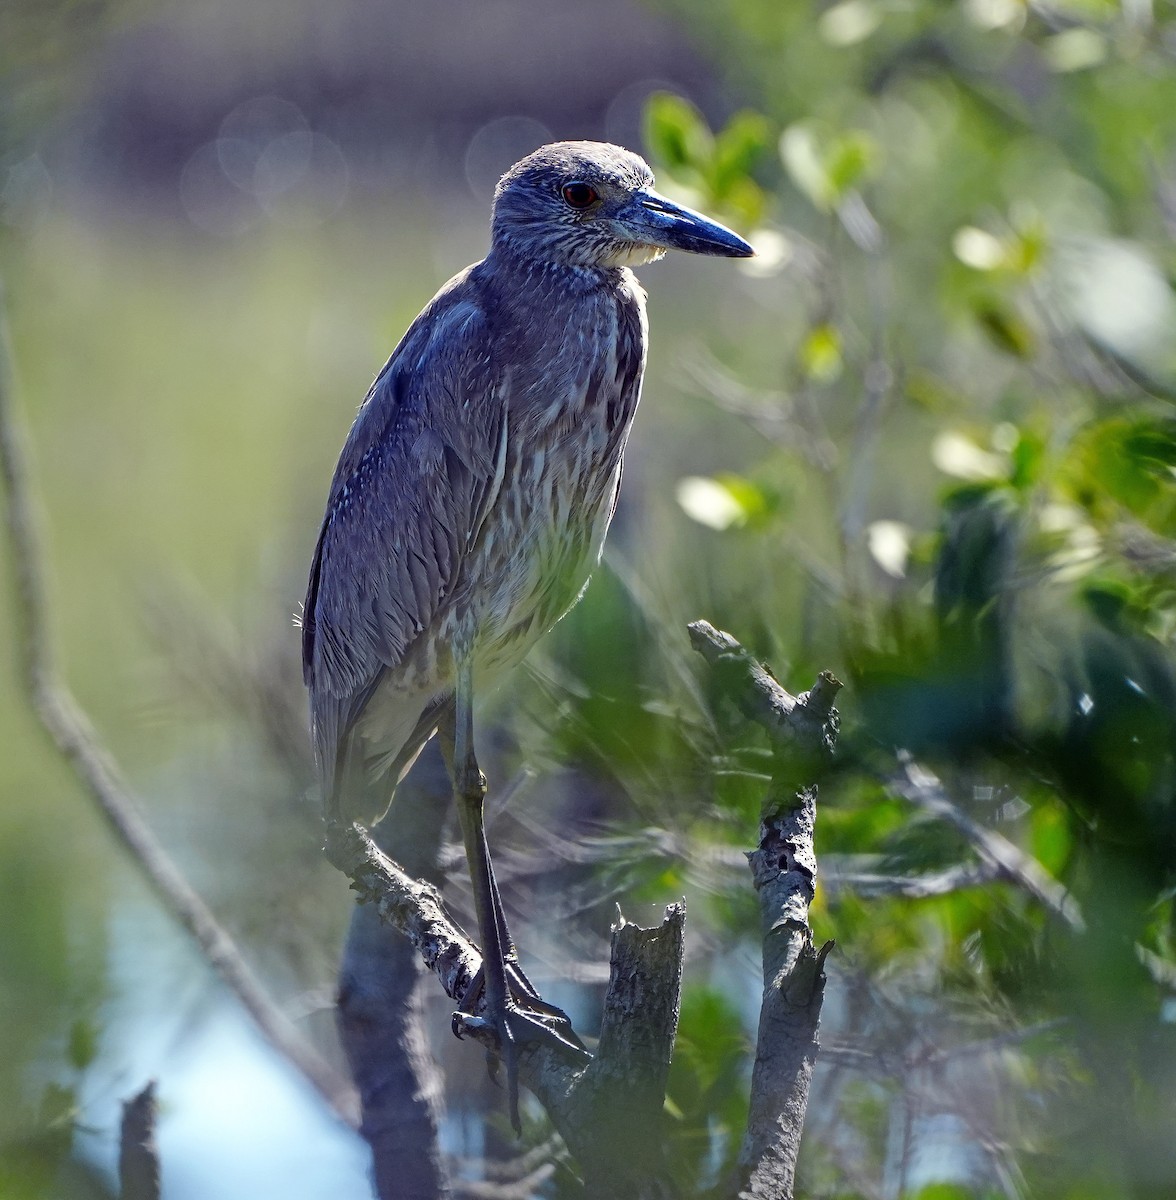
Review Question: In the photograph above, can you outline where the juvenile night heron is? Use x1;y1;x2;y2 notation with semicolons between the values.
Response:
303;141;752;1126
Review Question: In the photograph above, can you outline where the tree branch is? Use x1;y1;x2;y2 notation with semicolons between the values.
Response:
738;792;834;1198
118;1081;160;1200
891;753;1085;932
0;283;356;1125
337;741;452;1199
325;815;685;1198
318;617;842;1197
688;620;841;1200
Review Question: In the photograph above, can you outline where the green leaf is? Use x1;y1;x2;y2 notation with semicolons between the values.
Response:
66;1018;99;1071
801;323;844;381
781;122;879;211
972;298;1035;358
1066;416;1176;521
710;110;771;198
1030;800;1073;876
644;92;714;176
1009;426;1045;490
824;129;880;199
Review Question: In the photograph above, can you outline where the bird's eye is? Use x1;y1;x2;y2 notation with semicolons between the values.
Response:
561;182;598;209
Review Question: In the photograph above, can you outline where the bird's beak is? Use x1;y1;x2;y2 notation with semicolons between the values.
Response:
612;189;755;258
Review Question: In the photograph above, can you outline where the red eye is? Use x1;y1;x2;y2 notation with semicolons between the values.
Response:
561;182;598;209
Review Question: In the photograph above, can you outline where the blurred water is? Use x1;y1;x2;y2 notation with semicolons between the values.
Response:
77;881;371;1200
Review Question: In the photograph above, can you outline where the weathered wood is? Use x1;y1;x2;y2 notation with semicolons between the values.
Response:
118;1082;161;1200
688;619;841;1200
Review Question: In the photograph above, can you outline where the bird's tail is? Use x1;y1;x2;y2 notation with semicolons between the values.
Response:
326;694;450;828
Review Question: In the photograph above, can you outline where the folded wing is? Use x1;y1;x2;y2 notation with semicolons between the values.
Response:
302;292;506;801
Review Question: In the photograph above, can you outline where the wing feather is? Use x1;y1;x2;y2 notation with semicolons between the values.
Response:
302;285;504;794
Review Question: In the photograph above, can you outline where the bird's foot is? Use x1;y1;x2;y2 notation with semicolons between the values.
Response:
453;997;589;1133
452;962;590;1133
454;960;587;1050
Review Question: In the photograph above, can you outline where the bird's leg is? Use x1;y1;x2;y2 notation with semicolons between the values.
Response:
438;689;585;1034
481;851;578;1025
442;668;587;1132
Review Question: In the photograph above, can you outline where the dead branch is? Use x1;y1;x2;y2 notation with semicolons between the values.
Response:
325;815;685;1199
337;741;453;1199
118;1081;160;1200
688;619;841;1200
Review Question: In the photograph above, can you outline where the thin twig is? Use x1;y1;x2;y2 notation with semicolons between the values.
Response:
892;754;1085;932
0;283;356;1124
823;859;1001;899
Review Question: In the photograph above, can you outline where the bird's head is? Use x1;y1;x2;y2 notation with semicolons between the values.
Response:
491;141;754;269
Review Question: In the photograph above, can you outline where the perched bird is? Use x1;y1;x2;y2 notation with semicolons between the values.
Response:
303;141;752;1126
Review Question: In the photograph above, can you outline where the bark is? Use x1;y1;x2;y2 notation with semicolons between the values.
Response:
337;741;452;1200
688;620;841;1200
737;792;834;1199
558;904;685;1199
118;1082;160;1200
325;809;686;1199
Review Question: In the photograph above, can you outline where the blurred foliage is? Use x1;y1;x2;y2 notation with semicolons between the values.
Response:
2;0;1176;1195
619;0;1176;1194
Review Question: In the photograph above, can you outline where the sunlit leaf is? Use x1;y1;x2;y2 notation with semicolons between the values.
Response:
931;432;1008;481
644;92;714;176
819;0;883;45
674;473;778;530
739;226;793;276
953;226;1007;271
1053;238;1176;385
1042;28;1107;72
675;475;748;530
964;0;1026;30
780;123;830;210
868;519;914;577
801;322;843;381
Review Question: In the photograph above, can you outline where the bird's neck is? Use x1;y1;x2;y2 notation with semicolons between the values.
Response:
484;246;628;294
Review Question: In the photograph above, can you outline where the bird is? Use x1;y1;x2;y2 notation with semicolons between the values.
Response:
302;140;753;1128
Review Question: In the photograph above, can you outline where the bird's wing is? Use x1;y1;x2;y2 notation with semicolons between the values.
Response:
302;285;507;792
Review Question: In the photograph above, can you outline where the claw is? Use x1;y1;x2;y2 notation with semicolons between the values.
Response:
454;963;589;1057
451;994;591;1131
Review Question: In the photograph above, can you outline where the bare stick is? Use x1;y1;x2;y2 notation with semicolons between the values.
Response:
688;620;841;1200
560;903;685;1197
0;284;356;1124
338;740;452;1199
118;1081;161;1200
